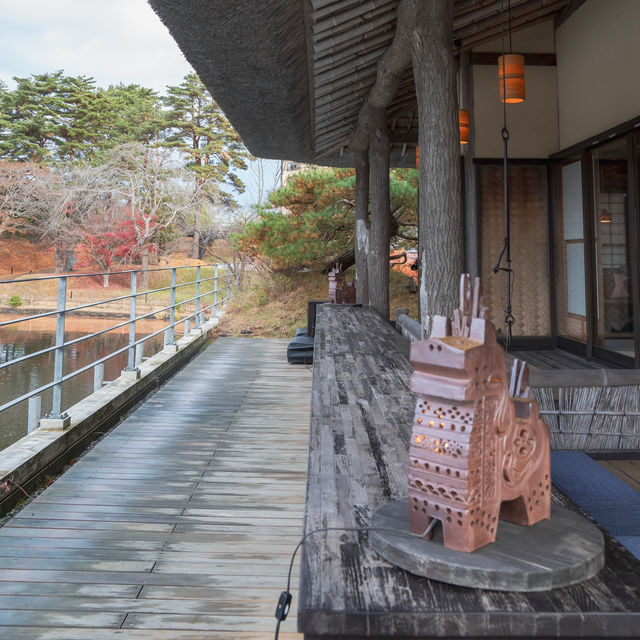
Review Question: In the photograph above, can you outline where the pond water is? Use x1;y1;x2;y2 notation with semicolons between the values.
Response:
0;315;166;452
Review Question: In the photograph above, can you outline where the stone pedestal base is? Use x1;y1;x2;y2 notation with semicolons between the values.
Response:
121;368;141;382
39;414;71;431
371;499;604;592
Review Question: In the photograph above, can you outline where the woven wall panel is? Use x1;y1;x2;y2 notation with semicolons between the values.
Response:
479;165;551;337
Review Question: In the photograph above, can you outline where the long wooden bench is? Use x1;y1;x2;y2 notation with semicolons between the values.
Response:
299;303;640;639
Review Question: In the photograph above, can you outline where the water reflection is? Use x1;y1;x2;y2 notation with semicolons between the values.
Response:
0;314;166;452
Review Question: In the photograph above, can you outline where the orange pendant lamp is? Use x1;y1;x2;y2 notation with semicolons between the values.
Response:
458;109;470;144
498;53;525;103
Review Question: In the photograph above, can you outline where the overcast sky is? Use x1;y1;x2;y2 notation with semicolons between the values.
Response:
0;0;192;93
0;0;279;206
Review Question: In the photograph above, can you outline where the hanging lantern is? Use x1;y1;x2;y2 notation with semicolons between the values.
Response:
415;145;419;170
600;210;612;223
498;53;525;103
459;109;470;144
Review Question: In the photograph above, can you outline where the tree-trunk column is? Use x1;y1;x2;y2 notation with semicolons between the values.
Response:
368;107;391;319
412;0;464;336
355;149;370;306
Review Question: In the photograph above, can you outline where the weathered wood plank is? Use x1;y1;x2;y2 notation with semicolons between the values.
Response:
599;460;640;492
0;629;302;640
0;594;293;616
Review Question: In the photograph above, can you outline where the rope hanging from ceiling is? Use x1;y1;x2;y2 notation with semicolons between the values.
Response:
493;0;515;347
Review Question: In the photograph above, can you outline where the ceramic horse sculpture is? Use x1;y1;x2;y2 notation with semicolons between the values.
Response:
407;275;551;552
328;264;356;304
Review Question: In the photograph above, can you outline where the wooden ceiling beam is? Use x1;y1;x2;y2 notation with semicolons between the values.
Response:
454;0;569;41
312;0;384;22
313;7;394;53
315;68;378;99
454;0;537;27
470;51;556;65
314;0;396;36
315;44;389;86
457;10;566;50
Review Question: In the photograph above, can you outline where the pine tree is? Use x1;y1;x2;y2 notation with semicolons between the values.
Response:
0;71;107;162
236;167;417;272
163;73;249;257
55;74;104;161
101;84;165;148
0;71;65;161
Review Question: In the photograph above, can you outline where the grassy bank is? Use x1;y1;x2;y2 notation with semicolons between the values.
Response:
215;267;419;338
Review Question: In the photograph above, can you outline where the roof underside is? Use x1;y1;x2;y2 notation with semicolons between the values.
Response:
149;0;570;167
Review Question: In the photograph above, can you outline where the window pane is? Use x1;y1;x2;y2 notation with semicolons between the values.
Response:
555;160;587;341
592;138;634;357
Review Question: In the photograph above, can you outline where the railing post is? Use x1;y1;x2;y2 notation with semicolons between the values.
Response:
40;276;71;429
226;266;231;302
52;276;66;417
195;265;201;330
122;271;141;381
166;267;178;351
184;318;190;336
28;396;41;433
213;264;219;317
135;342;144;367
93;364;104;392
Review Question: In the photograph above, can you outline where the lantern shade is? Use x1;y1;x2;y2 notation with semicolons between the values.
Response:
498;53;525;103
459;109;470;144
415;145;419;169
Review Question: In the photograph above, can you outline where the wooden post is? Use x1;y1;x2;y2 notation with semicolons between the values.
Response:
412;0;464;335
368;108;391;319
354;149;370;306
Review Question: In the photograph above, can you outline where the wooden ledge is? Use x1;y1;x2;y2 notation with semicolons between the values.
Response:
300;304;640;639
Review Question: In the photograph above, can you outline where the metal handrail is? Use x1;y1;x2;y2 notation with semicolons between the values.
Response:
0;263;217;285
0;262;241;435
0;277;224;329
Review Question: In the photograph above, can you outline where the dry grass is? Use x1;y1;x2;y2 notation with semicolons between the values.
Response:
0;237;55;276
215;267;419;338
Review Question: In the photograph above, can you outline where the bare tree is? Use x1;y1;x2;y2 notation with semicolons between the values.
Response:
245;156;283;206
0;161;43;238
101;143;221;288
1;160;108;271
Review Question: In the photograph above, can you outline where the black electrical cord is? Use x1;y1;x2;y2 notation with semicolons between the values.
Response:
273;519;439;639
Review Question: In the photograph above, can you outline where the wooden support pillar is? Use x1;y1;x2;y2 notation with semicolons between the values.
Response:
368;108;391;319
355;149;370;306
412;0;464;335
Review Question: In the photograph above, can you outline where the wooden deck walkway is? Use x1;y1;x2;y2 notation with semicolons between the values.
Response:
598;459;640;492
0;337;311;639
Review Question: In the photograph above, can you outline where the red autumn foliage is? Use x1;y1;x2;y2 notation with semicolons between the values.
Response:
75;214;158;273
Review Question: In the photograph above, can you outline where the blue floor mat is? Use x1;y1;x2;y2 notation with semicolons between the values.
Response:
552;450;640;559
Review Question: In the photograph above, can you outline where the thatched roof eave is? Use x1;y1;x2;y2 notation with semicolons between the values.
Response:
148;0;314;162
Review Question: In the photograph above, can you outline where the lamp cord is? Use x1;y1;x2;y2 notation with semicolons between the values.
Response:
494;0;515;348
273;519;439;640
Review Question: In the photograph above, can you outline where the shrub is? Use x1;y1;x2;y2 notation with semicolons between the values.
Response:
8;294;23;308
